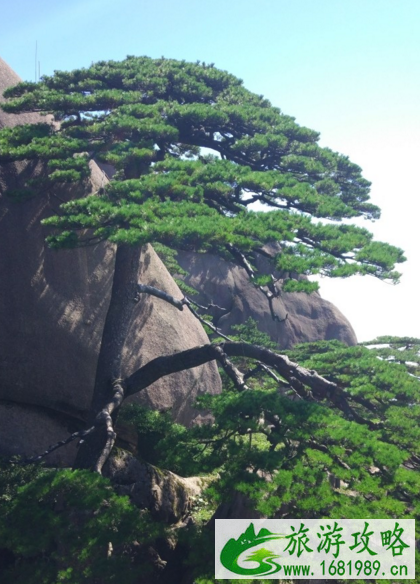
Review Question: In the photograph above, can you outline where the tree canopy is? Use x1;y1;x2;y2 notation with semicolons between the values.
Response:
0;56;418;583
0;53;411;479
0;56;404;287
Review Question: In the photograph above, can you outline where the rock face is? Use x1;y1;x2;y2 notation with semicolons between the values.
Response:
176;245;357;348
103;450;204;524
0;57;221;465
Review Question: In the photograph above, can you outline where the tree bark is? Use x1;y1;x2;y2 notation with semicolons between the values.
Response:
74;244;141;471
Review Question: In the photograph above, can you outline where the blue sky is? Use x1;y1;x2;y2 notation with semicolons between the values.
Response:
1;0;419;341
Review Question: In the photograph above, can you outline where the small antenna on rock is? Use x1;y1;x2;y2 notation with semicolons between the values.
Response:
35;41;37;81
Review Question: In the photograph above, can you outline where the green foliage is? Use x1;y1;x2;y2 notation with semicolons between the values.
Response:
118;404;186;467
121;335;419;583
287;340;420;455
362;336;420;379
189;337;420;582
0;458;47;501
0;467;163;584
230;317;278;349
120;334;420;523
2;334;419;583
118;325;420;529
119;403;222;477
0;56;405;289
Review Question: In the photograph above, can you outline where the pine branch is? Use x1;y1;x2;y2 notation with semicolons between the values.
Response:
212;345;249;391
226;243;255;278
243;362;282;384
185;296;228;315
306;439;352;471
226;244;287;322
9;426;95;465
136;283;186;311
183;298;232;341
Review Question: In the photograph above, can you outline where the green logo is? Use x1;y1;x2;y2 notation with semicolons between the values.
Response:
220;522;285;576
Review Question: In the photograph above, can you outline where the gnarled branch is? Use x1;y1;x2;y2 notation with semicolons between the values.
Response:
125;341;381;430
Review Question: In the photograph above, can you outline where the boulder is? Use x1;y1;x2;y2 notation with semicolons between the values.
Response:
176;244;357;348
0;57;221;464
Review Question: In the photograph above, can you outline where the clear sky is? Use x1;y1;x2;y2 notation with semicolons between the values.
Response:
1;0;419;341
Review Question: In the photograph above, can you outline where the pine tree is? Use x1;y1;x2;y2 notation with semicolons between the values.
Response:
0;56;405;471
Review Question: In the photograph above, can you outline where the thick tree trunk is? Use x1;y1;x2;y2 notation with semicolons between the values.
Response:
74;244;141;471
